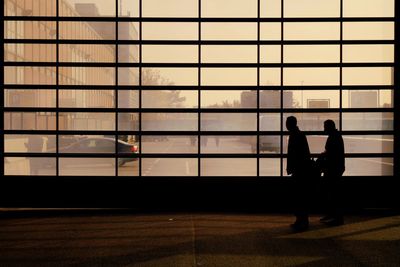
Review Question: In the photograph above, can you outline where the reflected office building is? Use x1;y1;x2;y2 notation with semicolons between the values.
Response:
2;0;396;179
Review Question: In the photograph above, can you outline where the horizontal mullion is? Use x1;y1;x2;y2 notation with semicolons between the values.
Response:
1;175;395;179
3;85;395;90
3;107;394;113
3;153;393;158
4;16;395;22
4;39;396;45
4;62;395;68
3;130;393;136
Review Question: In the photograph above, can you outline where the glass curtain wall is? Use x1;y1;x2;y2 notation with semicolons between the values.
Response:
2;0;396;176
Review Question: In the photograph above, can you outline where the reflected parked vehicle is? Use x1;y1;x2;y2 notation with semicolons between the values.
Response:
58;137;139;167
258;115;280;153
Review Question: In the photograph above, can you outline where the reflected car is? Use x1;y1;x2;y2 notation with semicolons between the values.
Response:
58;137;139;167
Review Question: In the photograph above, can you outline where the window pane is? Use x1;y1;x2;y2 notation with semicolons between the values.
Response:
343;45;394;63
284;90;339;109
59;112;115;131
283;113;339;131
284;68;339;86
5;44;56;62
260;90;281;108
60;90;115;108
284;45;339;63
60;21;116;40
202;0;257;17
59;158;115;176
343;67;393;86
118;45;139;63
201;113;257;131
142;136;198;154
342;112;393;131
201;158;257;176
142;158;198;176
202;68;257;86
118;22;139;40
201;136;256;154
119;0;139;17
4;21;56;39
344;158;393;176
5;135;56;153
59;135;115;154
284;0;340;17
5;66;56;85
284;22;340;40
118;113;139;131
59;67;115;85
259;158;281;176
143;0;198;17
202;45;257;63
118;67;139;86
118;90;139;108
260;68;281;86
342;90;393;108
4;0;56;16
142;68;198;86
4;112;56;130
343;135;393;154
202;23;257;40
259;136;280;154
5;157;56;176
143;90;198;108
59;44;115;63
142;113;198;131
143;22;198;40
118;158;139;176
259;113;281;131
260;45;281;63
201;90;256;109
260;23;281;40
4;89;56;107
60;0;115;16
260;0;281;18
343;0;394;17
343;22;394;40
143;45;197;63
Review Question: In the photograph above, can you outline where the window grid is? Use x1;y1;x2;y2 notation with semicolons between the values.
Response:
1;0;397;177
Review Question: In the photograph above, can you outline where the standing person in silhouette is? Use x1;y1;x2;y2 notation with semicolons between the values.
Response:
25;134;44;175
286;116;311;231
319;120;345;226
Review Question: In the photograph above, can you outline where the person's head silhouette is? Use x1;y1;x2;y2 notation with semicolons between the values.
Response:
324;119;336;134
286;116;298;132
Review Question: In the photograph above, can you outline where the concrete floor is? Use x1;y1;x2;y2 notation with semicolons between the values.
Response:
0;212;399;267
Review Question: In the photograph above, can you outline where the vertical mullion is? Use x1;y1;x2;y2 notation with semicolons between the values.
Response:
198;0;201;177
339;0;343;132
139;0;143;177
0;0;4;176
280;0;284;177
257;0;260;177
394;1;399;178
115;0;119;176
56;0;59;176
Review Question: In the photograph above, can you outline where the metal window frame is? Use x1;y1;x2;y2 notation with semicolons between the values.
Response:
0;0;398;178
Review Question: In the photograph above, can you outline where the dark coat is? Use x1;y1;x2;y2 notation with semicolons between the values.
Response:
287;127;311;176
324;130;345;175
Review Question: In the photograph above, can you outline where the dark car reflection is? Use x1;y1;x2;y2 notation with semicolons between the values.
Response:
59;137;139;166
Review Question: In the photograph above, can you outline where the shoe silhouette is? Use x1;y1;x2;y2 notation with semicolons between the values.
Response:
290;221;309;232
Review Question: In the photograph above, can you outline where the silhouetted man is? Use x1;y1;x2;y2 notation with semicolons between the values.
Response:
286;116;311;231
320;120;345;226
